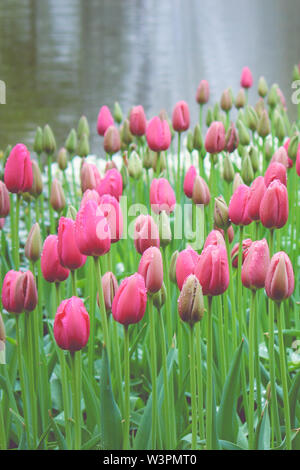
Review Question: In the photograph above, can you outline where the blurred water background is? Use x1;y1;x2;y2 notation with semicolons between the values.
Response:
0;0;300;154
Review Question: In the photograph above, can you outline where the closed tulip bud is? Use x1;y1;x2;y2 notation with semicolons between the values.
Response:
97;106;114;136
265;252;294;302
178;275;204;326
247;176;266;221
220;88;233;111
275;114;286;142
196;80;209;104
99;194;123;243
287;134;299;162
264;161;287;187
257;110;271;138
187;130;194;153
43;124;56;155
265;141;273;162
255;98;265;118
77;133;90;158
121;119;134;146
233;173;244;192
113;102;123;124
206;108;213;127
0;181;10;217
205;121;226;154
56;147;67;171
104;125;121;155
153;283;166;311
248;146;259;173
112;273;147;325
99;271;118;313
120;164;128;190
184;165;197;199
134;214;160;254
172;100;190;132
176;247;199;290
50;179;66;213
128;105;146;136
169;250;179;283
54;297;90;352
260;180;288;229
25;223;42;262
214;196;230;229
229;184;252;226
75;199;111;257
142;147;153;169
0;312;5;363
267;84;279;109
195;244;229;296
65;129;77;155
193;124;203;151
240;66;253;89
67;205;77;220
237;120;250;146
241;152;254;185
223;154;235;183
235;89;246;109
204;229;226;249
245;106;258;132
146;117;171;152
271;146;289;168
225;123;239;153
28;160;43;198
231;238;252;268
128;151;143;179
41;235;70;282
33;126;43;155
277;87;287;109
158;210;172;247
241;239;270;290
4;144;33;194
78;115;90;139
80;162;101;192
192;175;210;206
150;178;176;214
138;246;163;293
58;217;87;270
97;168;123;201
258;76;268;98
2;270;37;314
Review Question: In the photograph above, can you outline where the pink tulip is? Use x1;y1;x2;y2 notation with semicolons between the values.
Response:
240;66;253;89
214;225;235;244
241;239;270;289
112;273;147;325
194;244;229;296
183;165;197;198
192;175;210;206
97;105;114;136
99;194;123;243
196;80;209;104
58;217;87;270
271;147;289;168
259;180;289;229
229;184;252;226
146;117;171;152
247;176;266;221
264;162;287;187
172;100;190;132
138;246;163;293
0;181;10;217
204;230;226;249
4;144;33;193
81;189;101;206
2;270;37;314
205;121;226;154
41;235;70;283
129;105;147;136
231;238;252;269
134;214;160;254
97;168;123;201
54;297;90;352
100;272;119;313
80;162;101;192
176;247;200;290
150;178;176;214
103;125;121;155
265;252;294;301
75;199;111;257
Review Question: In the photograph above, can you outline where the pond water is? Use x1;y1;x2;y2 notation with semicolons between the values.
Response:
0;0;300;154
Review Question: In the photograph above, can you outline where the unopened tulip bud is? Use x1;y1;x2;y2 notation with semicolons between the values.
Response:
206;108;213;127
169;250;179;284
128;151;143;179
205;121;226;154
268;84;279;109
245;106;258;132
54;297;90;352
257;110;271;138
225;123;239;153
153;283;166;311
33;126;43;155
258;76;268;98
265;252;294;302
158;210;172;247
184;165;197;199
57;147;68;171
104;126;121;155
260;180;288;229
192;175;210;205
99;272;118;313
293;65;300;81
150;178;176;214
77;133;90;158
50;179;66;213
220;88;233;112
237;120;250;146
0;312;5;364
97;106;113;137
194;244;229;296
78;116;90;139
129;105;147;136
214;196;230;229
240;66;253;89
112;273;147;325
146;117;171;152
193;124;203;151
138;246;163;293
264;141;273;162
275;114;286;142
255;98;265;119
241;152;254;185
187;130;194;153
248;146;259;174
0;181;10;217
25;223;42;263
287;134;299;162
235;89;246;109
2;270;38;313
113;102;123;124
241;239;270;289
43;124;56;155
121;119;134;146
271;147;289;168
29;160;43;198
65;129;77;155
247;176;266;221
81;162;101;192
172;100;190;132
229;184;252;226
196;80;209;104
264;162;287;187
142;148;154;170
120;164;128;190
176;247;200;290
178;275;204;326
233;173;244;193
223;154;235;183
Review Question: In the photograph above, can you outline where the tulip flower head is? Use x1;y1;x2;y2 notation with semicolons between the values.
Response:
192;175;211;206
97;168;123;201
41;235;70;283
204;230;226;249
172;100;190;132
2;270;38;314
4;144;33;193
99;194;123;243
241;239;270;289
80;162;101;192
138;246;163;293
58;217;87;270
134;214;160;254
112;273;147;325
231;238;252;268
247;176;266;222
0;181;10;217
103;125;121;155
196;80;209;104
150;178;176;214
99;272;118;313
264;162;287;187
176;247;200;291
194;244;229;296
129;105;147;136
259;180;289;229
240;66;253;89
54;297;90;352
205;121;226;154
229;184;252;226
184;165;197;199
265;252;294;302
146;117;171;152
97;105;114;136
178;274;204;326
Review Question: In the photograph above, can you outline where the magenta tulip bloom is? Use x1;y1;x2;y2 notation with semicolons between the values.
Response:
41;235;70;283
240;66;253;89
129;105;147;136
194;245;229;296
172;100;190;132
97;105;114;136
2;270;37;314
112;273;147;325
264;162;287;187
146;117;171;152
138;246;163;293
97;168;123;201
0;181;10;217
271;147;289;168
183;165;197;198
81;189;101;206
231;238;252;268
4;144;33;193
265;252;294;301
205;122;226;154
134;214;160;254
229;184;252;226
99;194;123;243
247;176;266;222
54;297;90;352
58;217;87;270
150;178;176;214
204;230;226;249
176;247;200;291
241;239;270;290
259;180;289;229
80;162;101;192
100;272;119;313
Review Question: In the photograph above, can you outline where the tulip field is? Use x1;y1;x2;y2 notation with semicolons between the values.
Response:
1;65;300;451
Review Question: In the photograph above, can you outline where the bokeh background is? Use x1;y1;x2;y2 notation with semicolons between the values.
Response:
0;0;300;153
